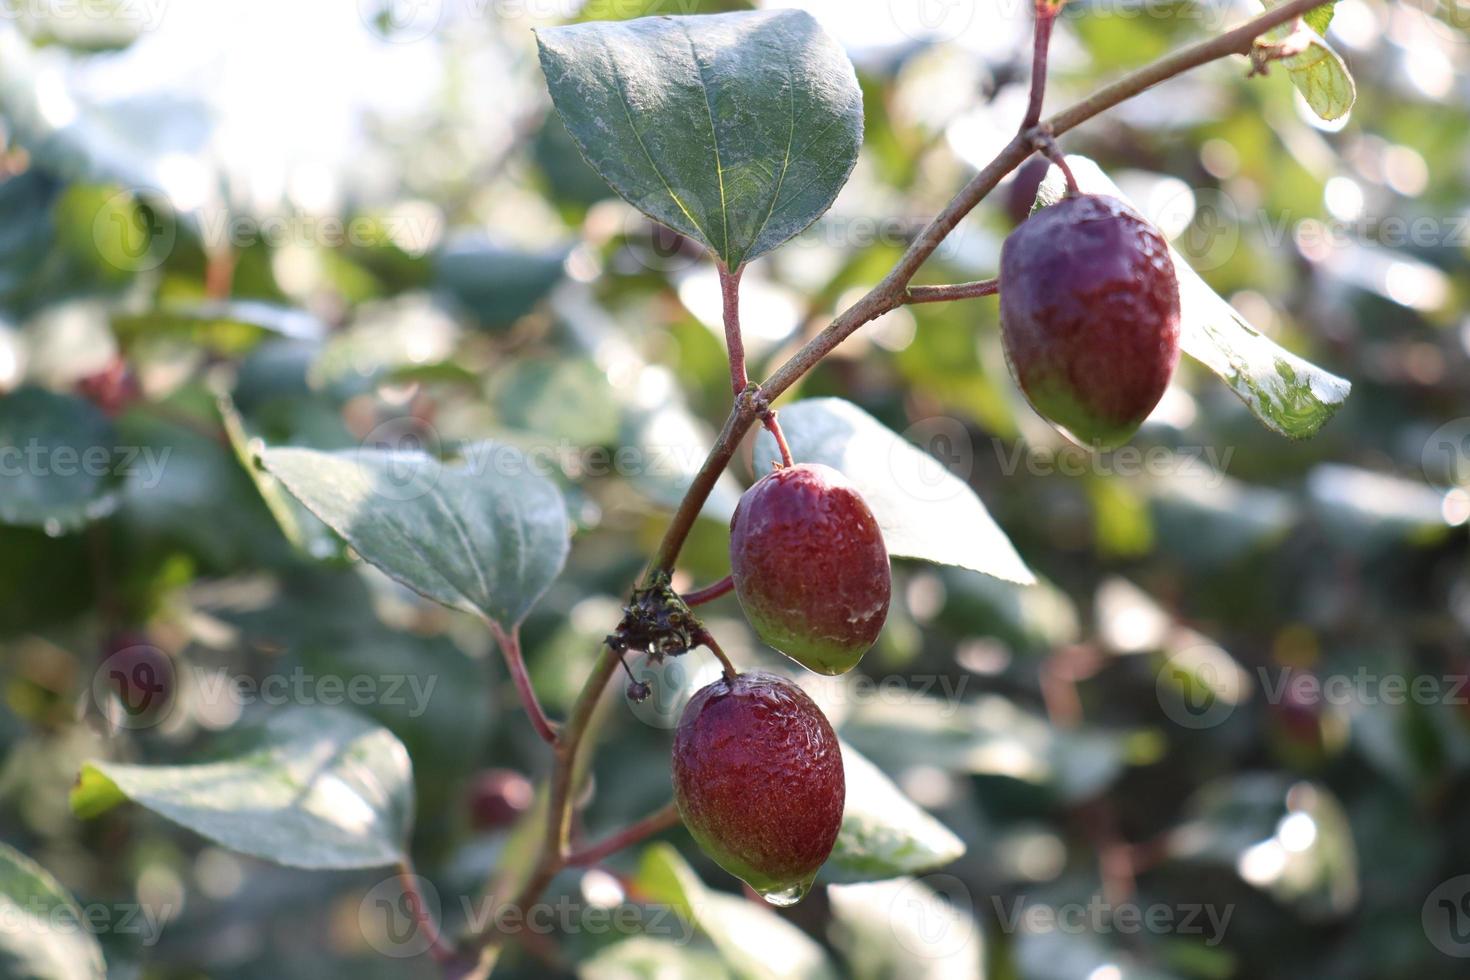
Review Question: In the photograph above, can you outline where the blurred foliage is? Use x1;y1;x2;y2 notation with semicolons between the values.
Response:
1;0;1469;978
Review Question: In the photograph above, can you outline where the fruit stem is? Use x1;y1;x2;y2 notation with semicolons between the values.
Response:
397;859;454;963
564;802;681;867
1022;0;1063;132
682;575;735;607
719;263;748;396
904;279;999;305
762;411;795;468
487;621;560;746
698;629;739;682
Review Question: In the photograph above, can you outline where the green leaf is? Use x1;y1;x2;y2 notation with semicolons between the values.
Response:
71;706;414;870
580;937;732;980
637;844;839;980
827;878;984;980
0;388;122;532
434;238;567;330
1262;0;1353;122
112;301;325;356
259;443;570;629
752;398;1033;584
536;10;863;270
1303;1;1336;36
825;742;965;883
217;391;346;563
0;841;106;980
1035;158;1350;439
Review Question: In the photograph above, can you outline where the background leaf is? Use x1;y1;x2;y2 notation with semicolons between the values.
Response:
261;443;570;628
536;10;862;269
825;741;965;883
0;841;106;980
753;398;1033;583
71;705;414;870
0;387;122;532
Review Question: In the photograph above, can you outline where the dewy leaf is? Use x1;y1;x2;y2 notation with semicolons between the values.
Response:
71;706;414;870
637;844;839;980
1262;0;1354;121
1035;158;1350;439
752;398;1033;584
0;387;123;532
260;443;570;629
536;10;863;270
825;742;965;883
0;842;107;980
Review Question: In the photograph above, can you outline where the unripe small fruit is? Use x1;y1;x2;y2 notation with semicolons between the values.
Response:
999;193;1181;450
467;768;534;830
729;463;889;675
672;671;844;904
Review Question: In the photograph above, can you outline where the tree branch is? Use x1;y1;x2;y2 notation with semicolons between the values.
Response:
904;279;999;305
565;802;681;867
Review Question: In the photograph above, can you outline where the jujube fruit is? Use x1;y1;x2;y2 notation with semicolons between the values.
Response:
1003;156;1052;226
672;671;844;904
998;193;1181;450
729;463;889;675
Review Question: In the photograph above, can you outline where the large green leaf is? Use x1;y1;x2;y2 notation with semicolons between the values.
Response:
753;398;1033;584
637;844;839;980
0;842;106;980
71;706;413;870
1035;158;1350;439
0;387;122;532
826;742;965;883
260;443;570;629
536;10;863;270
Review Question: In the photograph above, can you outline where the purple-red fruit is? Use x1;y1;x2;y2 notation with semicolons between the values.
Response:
729;463;889;675
672;671;844;904
999;193;1181;450
467;768;534;830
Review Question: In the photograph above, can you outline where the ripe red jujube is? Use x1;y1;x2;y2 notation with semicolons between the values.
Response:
729;463;889;675
998;193;1181;450
672;671;844;904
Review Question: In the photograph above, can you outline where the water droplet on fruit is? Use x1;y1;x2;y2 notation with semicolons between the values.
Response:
757;880;809;907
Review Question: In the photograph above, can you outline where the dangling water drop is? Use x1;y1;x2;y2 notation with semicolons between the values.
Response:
756;878;810;908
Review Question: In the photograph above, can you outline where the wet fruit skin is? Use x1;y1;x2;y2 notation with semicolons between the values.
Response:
672;671;844;902
729;463;890;675
998;193;1181;450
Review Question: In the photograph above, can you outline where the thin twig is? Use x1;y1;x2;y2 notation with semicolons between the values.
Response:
904;279;999;305
682;575;735;607
761;411;795;468
719;264;747;395
488;621;560;746
698;629;739;681
1023;0;1062;131
565;802;681;867
397;860;454;964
